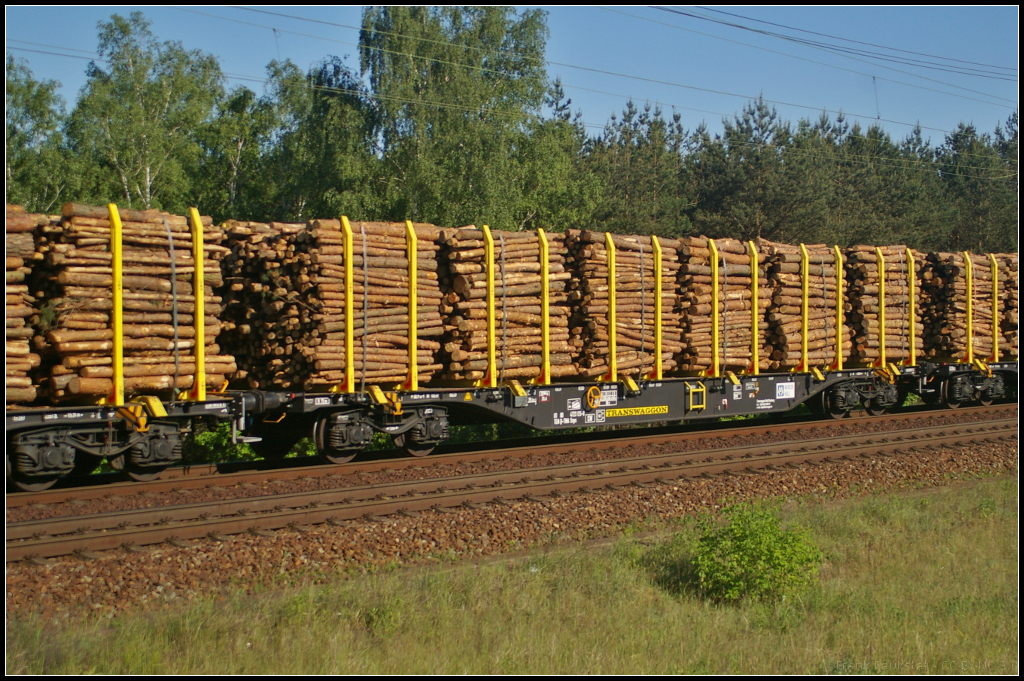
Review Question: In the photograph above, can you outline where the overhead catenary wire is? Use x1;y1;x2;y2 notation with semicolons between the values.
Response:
685;6;1014;80
169;6;1017;131
652;6;1018;103
694;5;1017;74
597;8;1013;109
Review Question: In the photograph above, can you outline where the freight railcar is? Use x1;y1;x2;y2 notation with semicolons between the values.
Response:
5;207;1018;491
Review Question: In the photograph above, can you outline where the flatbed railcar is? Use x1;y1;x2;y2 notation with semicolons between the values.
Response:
5;206;1018;490
5;360;1017;491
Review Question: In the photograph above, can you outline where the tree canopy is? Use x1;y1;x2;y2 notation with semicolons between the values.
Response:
5;10;1017;254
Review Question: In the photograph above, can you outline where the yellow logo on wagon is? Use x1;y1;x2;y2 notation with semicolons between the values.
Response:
606;405;669;418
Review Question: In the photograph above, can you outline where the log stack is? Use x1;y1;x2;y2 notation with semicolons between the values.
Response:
224;218;448;387
843;246;925;365
438;227;577;382
6;205;47;404
30;203;233;402
997;253;1018;359
677;237;771;373
218;220;305;388
760;240;851;371
921;252;1016;362
566;230;683;379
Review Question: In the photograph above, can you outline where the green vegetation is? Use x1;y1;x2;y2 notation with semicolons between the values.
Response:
7;476;1017;674
6;9;1018;253
692;502;823;602
183;421;255;464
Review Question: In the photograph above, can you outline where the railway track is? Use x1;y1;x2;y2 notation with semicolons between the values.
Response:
7;404;1013;509
7;409;1017;562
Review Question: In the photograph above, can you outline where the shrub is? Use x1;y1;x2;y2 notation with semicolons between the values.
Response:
183;421;256;464
694;502;822;603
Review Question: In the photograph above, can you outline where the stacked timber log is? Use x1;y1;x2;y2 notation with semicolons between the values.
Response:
6;205;47;403
760;240;851;371
998;254;1019;358
222;220;446;390
218;220;305;388
844;246;925;365
438;227;576;382
921;252;1018;362
677;237;771;373
565;230;683;378
30;203;233;402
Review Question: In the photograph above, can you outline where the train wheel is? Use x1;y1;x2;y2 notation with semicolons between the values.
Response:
322;451;357;465
393;432;434;457
865;399;888;417
806;392;826;417
942;382;962;409
7;446;67;491
125;464;167;482
11;474;61;492
312;416;360;465
824;392;850;419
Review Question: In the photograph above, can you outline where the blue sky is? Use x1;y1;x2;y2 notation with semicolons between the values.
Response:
6;6;1019;146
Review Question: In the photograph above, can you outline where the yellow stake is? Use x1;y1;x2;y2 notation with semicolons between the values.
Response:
535;228;551;385
963;251;973;364
906;247;916;367
988;253;999;362
833;245;844;371
605;232;617;382
799;243;810;372
341;216;354;393
107;203;124;406
875;247;887;368
188;208;206;400
483;225;497;388
747;240;759;375
405;220;418;391
650;235;663;381
708;239;720;378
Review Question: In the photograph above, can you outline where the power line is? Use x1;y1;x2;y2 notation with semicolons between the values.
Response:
599;8;1012;110
677;7;1016;80
7;39;99;58
688;7;1014;80
196;5;1010;133
652;7;1018;104
695;6;1017;73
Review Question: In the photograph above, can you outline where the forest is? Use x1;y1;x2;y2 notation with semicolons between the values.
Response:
5;8;1018;253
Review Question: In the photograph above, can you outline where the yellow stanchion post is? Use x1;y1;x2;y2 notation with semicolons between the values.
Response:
403;220;419;391
648;235;663;381
107;203;124;406
963;251;973;364
746;240;759;375
534;228;551;385
340;216;355;393
906;247;917;367
605;232;617;382
875;247;887;368
188;208;206;400
708;239;720;378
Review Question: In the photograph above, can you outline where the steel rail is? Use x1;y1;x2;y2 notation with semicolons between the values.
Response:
7;417;1016;562
8;404;1015;508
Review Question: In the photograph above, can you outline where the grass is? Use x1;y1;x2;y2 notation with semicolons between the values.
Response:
7;476;1017;674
